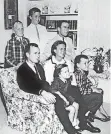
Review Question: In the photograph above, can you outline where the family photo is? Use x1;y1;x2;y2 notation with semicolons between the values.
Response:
0;0;110;134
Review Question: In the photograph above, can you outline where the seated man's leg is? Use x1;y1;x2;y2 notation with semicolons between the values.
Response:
83;92;103;115
54;94;77;134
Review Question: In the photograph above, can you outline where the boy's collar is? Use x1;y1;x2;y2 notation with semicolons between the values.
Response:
15;35;23;41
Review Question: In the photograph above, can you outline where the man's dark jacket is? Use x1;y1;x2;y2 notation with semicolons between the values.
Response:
17;62;49;95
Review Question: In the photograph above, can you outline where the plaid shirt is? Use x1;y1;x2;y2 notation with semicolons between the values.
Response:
4;36;29;67
74;68;93;95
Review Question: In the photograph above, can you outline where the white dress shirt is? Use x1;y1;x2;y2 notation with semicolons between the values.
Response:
42;34;76;62
24;23;50;60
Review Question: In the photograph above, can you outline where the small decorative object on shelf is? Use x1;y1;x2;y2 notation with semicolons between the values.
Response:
64;4;71;13
42;2;49;14
74;8;78;13
42;6;48;14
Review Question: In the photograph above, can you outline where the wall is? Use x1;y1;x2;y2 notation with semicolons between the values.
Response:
0;0;12;63
78;0;110;53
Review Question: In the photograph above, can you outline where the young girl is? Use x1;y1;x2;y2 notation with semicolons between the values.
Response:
50;64;80;129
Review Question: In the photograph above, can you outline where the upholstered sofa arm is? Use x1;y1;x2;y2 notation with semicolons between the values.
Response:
0;67;52;104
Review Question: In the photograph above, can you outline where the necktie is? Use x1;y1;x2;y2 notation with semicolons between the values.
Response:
34;65;41;80
20;38;25;50
19;38;22;44
35;25;40;42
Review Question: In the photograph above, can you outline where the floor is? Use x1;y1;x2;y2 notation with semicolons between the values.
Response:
0;98;110;134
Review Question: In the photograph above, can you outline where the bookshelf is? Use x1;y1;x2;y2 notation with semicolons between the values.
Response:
40;13;78;49
41;13;78;16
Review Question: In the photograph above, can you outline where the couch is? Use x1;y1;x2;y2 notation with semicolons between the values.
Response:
0;67;67;134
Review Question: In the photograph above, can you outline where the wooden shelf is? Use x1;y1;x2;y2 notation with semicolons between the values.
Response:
47;29;77;32
41;13;78;16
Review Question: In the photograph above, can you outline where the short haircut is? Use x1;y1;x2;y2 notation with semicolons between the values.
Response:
57;20;69;28
51;40;66;56
13;21;23;30
25;43;39;54
29;7;41;16
74;55;88;71
54;64;68;78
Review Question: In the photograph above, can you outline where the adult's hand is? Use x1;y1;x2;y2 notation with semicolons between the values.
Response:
41;90;56;104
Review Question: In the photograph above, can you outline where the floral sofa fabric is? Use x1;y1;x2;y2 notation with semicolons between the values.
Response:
0;67;67;134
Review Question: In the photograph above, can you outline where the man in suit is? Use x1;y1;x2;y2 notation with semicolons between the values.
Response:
24;7;50;61
17;43;56;102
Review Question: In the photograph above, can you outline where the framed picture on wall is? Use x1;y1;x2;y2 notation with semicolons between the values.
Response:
4;0;18;29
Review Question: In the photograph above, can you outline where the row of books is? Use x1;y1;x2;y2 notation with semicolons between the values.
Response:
46;20;77;30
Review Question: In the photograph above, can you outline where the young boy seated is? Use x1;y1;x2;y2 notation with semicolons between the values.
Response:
74;55;109;123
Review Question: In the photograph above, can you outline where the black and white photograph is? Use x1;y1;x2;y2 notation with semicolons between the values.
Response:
0;0;110;134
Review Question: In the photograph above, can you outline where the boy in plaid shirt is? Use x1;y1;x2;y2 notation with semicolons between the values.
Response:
74;55;103;121
4;21;29;68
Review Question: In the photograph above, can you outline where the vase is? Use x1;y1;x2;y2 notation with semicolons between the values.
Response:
94;64;103;73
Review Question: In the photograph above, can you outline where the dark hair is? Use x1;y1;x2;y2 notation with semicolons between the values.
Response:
29;7;41;16
25;43;39;58
54;64;68;78
57;20;69;28
51;40;66;56
74;55;88;71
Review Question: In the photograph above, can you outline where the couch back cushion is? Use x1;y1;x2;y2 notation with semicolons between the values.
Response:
0;67;19;96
